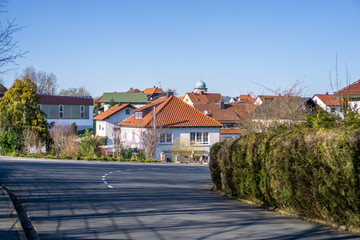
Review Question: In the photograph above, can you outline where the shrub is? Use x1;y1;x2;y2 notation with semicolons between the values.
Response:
0;129;21;155
210;126;360;227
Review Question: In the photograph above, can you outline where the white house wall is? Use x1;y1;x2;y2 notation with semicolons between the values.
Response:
120;126;220;160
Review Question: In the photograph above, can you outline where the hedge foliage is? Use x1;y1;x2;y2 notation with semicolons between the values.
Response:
210;127;360;227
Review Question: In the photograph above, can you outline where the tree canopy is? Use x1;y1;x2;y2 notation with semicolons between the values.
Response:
22;66;58;94
0;76;51;143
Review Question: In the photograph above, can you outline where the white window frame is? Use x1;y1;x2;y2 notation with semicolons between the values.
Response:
135;112;143;119
159;133;172;143
190;132;209;145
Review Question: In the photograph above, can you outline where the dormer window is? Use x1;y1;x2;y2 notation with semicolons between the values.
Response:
135;112;143;119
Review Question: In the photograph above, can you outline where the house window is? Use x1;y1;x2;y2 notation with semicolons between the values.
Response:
135;112;143;119
80;105;85;119
59;105;64;119
99;123;101;130
126;109;131;115
190;132;209;144
331;108;336;112
160;133;172;143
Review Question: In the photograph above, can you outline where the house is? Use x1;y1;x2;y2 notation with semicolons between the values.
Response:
95;92;148;112
119;96;222;162
237;94;255;104
183;92;223;107
143;87;166;101
335;79;360;111
312;93;342;117
194;101;253;141
38;94;94;131
93;103;136;145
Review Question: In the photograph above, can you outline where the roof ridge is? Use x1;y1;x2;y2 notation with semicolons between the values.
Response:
335;79;360;95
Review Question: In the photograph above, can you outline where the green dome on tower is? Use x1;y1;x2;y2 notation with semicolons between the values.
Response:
196;79;206;89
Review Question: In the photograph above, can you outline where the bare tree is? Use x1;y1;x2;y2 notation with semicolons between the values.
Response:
243;81;307;134
22;66;58;94
49;124;78;157
169;137;192;158
0;3;27;73
140;126;161;160
111;126;124;158
59;86;90;96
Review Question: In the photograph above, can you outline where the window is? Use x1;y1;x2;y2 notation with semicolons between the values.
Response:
59;105;64;118
80;105;85;119
160;133;172;143
331;108;336;112
190;132;209;144
135;112;143;119
126;109;131;115
99;123;101;130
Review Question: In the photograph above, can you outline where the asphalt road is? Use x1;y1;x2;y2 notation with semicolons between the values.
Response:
0;156;358;240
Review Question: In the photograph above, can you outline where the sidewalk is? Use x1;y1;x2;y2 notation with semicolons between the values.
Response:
0;186;26;240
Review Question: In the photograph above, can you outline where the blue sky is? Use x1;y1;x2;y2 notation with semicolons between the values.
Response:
1;0;360;98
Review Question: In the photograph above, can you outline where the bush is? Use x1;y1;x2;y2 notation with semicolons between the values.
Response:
0;129;21;155
77;129;99;158
210;126;360;227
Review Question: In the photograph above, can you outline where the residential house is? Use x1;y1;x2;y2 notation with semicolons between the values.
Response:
93;103;136;145
38;94;94;130
95;92;148;112
119;96;222;162
312;93;342;117
183;92;223;107
335;79;360;111
237;94;255;104
143;87;166;101
254;95;287;105
194;101;253;141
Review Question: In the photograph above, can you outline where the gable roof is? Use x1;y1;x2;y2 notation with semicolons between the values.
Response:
127;88;141;93
134;97;166;112
103;92;148;103
143;87;165;95
185;92;223;105
335;79;360;96
38;94;93;105
194;103;254;123
238;94;255;104
93;103;134;120
120;96;222;128
313;94;341;106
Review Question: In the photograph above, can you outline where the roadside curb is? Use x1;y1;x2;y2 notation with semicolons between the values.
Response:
0;186;27;240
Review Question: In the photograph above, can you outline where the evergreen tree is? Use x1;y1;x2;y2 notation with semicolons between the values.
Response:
0;76;51;144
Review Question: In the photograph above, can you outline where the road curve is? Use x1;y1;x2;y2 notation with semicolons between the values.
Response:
0;157;358;240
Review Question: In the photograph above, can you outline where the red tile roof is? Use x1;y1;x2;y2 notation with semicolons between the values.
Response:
238;94;255;104
219;129;245;135
143;87;165;95
313;94;341;106
186;92;223;105
95;95;103;103
335;79;360;96
120;96;222;128
127;88;141;93
134;97;166;112
38;94;93;105
93;103;134;120
194;103;253;123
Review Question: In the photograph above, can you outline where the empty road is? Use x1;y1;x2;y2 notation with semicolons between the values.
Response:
0;157;358;239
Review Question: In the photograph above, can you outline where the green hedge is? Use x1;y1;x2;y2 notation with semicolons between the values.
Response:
210;127;360;227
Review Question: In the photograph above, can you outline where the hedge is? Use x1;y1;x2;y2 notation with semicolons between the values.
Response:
209;127;360;227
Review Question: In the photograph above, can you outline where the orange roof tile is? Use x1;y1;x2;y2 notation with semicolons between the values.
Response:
93;103;134;120
335;79;360;96
313;94;341;106
194;103;254;123
238;94;255;104
186;92;223;105
127;88;141;93
120;96;222;128
219;129;246;135
95;95;103;103
143;87;165;95
134;97;166;112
